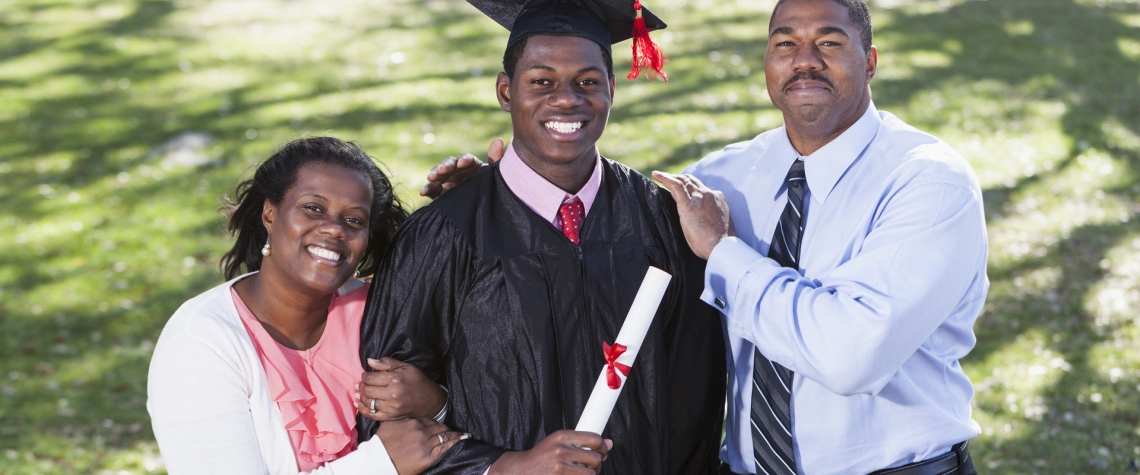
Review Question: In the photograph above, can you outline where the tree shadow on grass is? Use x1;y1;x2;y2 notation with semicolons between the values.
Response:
0;0;506;470
876;0;1140;200
0;267;222;471
1;0;508;216
5;0;1140;471
873;0;1140;471
969;211;1140;472
628;0;1140;470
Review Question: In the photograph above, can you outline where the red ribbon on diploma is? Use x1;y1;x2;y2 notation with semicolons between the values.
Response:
603;341;631;389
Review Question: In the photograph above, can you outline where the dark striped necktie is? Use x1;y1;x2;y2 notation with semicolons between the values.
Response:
751;159;806;475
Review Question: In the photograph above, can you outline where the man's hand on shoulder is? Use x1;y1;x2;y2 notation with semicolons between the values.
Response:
420;137;506;199
488;430;611;475
652;171;735;260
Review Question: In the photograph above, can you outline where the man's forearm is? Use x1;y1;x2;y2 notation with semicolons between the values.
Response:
702;184;987;396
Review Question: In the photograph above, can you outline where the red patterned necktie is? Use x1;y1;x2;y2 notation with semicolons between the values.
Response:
558;198;585;245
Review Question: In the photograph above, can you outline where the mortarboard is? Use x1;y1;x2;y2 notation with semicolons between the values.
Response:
468;0;669;80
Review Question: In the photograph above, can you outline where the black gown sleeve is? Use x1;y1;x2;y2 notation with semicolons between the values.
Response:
655;191;727;475
357;207;507;474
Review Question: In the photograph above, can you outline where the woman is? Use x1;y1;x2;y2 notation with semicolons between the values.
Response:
148;137;456;474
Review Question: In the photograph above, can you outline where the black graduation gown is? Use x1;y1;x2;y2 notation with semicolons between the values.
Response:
358;158;725;475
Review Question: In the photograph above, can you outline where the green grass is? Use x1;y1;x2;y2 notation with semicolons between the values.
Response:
2;0;1139;473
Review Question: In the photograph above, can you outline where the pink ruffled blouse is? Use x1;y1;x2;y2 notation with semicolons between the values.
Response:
231;281;370;472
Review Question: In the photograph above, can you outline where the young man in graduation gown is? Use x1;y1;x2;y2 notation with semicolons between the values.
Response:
356;0;725;474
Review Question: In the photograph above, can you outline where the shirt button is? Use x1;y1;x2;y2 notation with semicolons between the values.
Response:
715;297;726;309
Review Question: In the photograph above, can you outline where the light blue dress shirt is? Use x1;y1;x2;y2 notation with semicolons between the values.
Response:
685;103;986;474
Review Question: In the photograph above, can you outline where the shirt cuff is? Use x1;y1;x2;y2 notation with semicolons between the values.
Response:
433;385;449;423
701;237;764;317
701;237;798;368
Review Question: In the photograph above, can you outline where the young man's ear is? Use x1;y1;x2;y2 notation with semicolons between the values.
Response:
609;75;616;101
496;71;512;112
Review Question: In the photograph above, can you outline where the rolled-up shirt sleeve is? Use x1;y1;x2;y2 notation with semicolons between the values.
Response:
703;181;987;397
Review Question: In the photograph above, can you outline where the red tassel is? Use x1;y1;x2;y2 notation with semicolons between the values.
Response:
628;0;667;81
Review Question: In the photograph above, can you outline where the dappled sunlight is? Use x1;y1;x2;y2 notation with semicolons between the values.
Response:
868;0;1140;469
897;80;1072;190
986;149;1136;267
3;436;165;474
968;329;1067;435
1088;237;1140;332
3;0;1140;473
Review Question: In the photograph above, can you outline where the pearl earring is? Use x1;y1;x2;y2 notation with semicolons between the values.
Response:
261;241;272;257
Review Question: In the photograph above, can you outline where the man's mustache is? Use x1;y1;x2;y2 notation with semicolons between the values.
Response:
783;71;834;91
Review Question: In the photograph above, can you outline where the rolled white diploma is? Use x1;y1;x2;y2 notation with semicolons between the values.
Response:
574;266;673;435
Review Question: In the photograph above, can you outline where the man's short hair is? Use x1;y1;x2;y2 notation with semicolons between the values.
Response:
770;0;873;53
502;36;615;80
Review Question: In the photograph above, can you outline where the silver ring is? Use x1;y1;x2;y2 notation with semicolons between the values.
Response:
436;433;446;446
370;398;377;414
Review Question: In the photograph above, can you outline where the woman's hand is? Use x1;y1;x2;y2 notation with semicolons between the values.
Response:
376;418;465;475
356;357;446;422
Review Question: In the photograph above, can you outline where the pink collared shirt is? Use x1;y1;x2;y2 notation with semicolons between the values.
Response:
499;140;602;227
486;141;602;474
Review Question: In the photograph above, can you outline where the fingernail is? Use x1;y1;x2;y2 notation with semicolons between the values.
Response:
368;358;380;364
460;434;471;440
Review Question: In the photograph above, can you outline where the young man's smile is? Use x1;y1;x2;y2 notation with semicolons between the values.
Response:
497;34;614;184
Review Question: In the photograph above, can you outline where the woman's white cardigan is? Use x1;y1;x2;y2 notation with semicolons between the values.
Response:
147;275;398;475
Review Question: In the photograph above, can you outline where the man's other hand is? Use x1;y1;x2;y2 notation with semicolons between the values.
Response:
420;137;506;199
651;171;735;260
487;430;612;475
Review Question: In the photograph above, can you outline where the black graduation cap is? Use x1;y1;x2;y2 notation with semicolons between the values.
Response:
468;0;669;80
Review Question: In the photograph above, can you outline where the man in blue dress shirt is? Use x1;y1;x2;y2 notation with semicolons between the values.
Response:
654;0;985;474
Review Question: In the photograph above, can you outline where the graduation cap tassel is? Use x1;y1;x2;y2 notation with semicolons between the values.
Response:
627;0;667;81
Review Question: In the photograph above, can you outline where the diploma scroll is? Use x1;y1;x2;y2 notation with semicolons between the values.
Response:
574;266;672;435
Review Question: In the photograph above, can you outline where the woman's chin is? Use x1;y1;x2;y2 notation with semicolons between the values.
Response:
306;273;353;294
282;267;353;296
261;257;358;296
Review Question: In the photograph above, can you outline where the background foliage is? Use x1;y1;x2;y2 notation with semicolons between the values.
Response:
2;0;1139;473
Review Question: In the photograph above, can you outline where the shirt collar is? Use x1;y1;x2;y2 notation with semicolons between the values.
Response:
798;101;882;205
499;140;603;224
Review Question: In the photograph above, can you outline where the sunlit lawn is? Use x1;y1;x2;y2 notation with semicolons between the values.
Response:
2;0;1139;473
